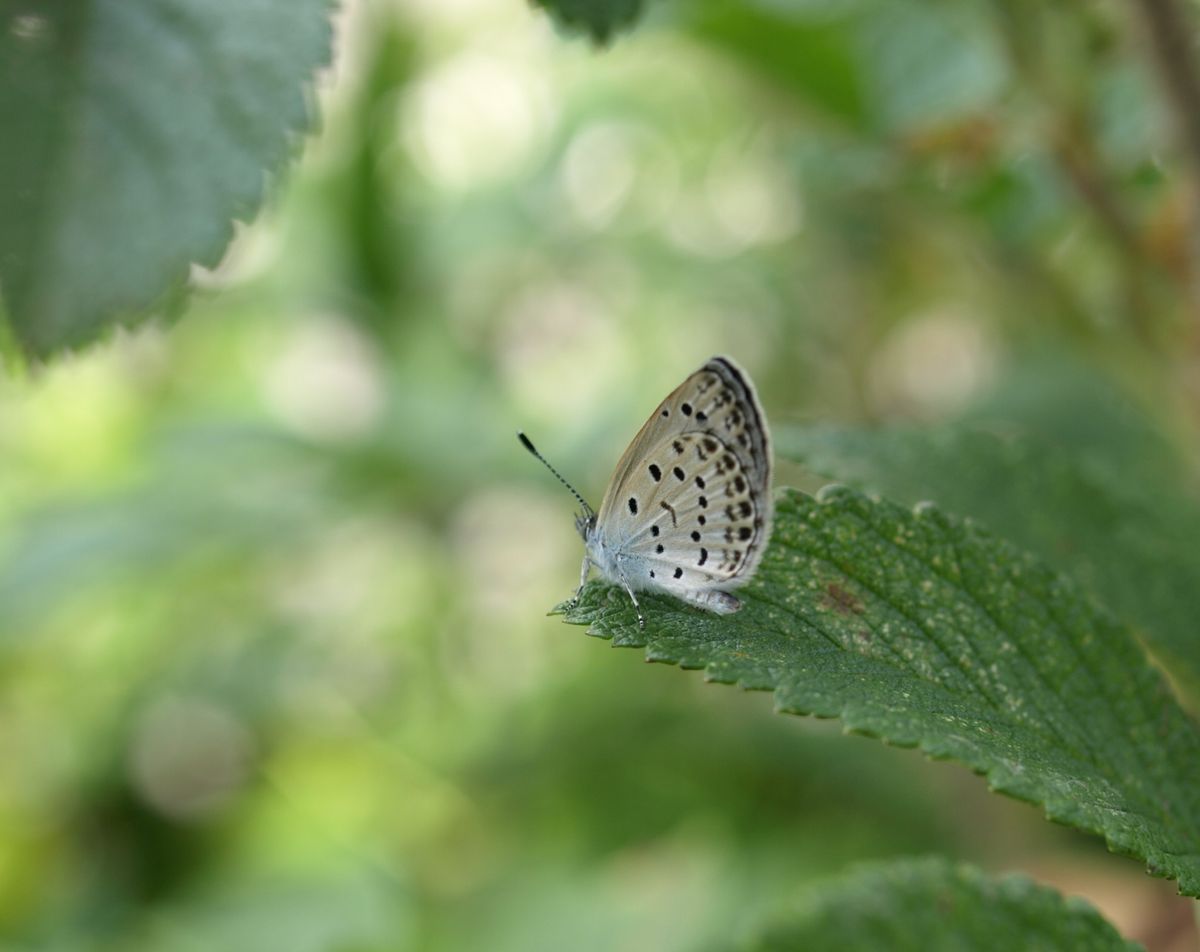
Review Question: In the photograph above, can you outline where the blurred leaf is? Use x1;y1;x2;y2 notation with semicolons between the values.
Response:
855;1;1006;134
0;422;328;641
958;361;1180;475
686;3;868;128
0;0;333;357
732;857;1140;951
775;365;1200;706
562;488;1200;895
141;870;410;952
532;0;646;43
686;0;1003;134
469;680;953;861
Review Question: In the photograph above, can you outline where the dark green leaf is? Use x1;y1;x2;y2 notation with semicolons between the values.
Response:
562;488;1200;895
531;0;645;43
0;0;333;357
733;857;1141;951
685;4;868;128
774;385;1200;707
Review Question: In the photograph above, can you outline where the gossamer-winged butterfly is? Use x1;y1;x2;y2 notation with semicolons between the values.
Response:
519;355;772;628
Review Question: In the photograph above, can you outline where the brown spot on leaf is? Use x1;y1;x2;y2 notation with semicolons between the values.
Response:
822;583;864;616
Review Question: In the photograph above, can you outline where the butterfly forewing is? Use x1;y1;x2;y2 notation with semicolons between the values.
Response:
592;356;772;602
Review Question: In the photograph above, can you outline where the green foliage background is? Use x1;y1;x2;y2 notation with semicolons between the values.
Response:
2;0;1200;948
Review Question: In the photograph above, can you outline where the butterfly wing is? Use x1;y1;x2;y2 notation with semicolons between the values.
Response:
593;356;772;596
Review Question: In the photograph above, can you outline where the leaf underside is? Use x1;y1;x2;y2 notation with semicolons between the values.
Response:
0;0;334;357
561;487;1200;895
735;857;1141;952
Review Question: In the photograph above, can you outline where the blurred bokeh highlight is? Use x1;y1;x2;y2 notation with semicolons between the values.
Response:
2;0;1200;949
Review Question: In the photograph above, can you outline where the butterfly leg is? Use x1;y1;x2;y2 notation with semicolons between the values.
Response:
570;555;591;607
620;579;645;629
614;556;645;629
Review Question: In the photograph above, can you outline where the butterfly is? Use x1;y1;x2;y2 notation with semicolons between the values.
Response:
520;355;772;627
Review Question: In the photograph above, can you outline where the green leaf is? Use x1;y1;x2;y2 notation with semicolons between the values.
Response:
531;0;646;43
0;0;333;357
855;1;1006;134
561;488;1200;895
733;857;1141;951
685;4;868;129
774;417;1200;708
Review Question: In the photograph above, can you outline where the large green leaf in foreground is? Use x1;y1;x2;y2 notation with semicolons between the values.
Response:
561;488;1200;894
776;423;1200;707
0;0;332;357
733;857;1140;951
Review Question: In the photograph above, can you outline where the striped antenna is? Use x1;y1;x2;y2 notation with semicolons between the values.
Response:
517;432;594;516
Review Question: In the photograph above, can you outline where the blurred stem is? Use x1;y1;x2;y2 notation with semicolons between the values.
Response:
1129;0;1200;339
990;0;1159;347
1131;0;1200;184
1051;120;1141;265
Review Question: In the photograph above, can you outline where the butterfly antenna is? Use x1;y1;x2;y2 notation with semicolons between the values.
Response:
517;432;594;516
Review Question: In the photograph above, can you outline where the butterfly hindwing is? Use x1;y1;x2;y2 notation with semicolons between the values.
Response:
623;431;766;588
590;356;772;604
